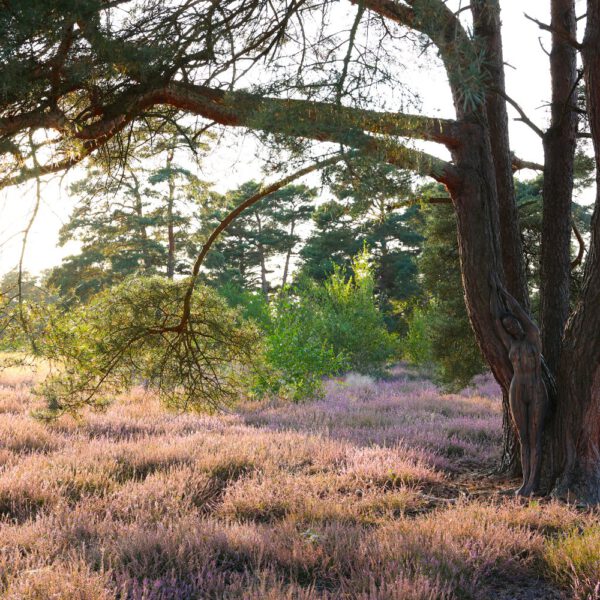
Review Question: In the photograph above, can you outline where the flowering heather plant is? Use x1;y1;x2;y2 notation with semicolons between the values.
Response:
544;525;600;599
0;364;596;599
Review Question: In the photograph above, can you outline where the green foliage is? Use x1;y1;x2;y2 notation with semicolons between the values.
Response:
258;250;398;400
0;270;59;352
402;303;433;368
317;250;399;374
257;292;347;401
300;158;422;331
49;125;212;301
35;277;261;415
544;525;600;599
406;183;486;390
217;283;271;326
197;182;316;294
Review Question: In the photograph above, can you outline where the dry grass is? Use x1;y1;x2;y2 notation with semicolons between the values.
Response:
0;363;597;599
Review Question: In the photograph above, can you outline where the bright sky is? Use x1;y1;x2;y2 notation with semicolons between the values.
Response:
0;0;590;277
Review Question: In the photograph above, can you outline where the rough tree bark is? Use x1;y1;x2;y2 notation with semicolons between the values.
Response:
550;0;600;503
540;0;578;375
472;0;529;308
472;0;527;475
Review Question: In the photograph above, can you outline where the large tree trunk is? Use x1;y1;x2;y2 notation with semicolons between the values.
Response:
550;2;600;503
446;120;513;395
472;0;529;309
539;0;578;375
472;0;527;475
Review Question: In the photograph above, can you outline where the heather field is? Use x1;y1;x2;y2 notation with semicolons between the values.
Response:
0;365;598;600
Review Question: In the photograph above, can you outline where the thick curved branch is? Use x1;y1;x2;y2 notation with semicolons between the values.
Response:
0;108;67;139
174;152;363;330
1;82;461;190
97;84;462;146
359;0;472;56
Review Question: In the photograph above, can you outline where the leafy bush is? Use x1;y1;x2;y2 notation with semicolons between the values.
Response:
406;192;485;390
216;283;270;326
256;293;347;401
402;303;433;368
258;250;399;400
403;299;485;392
35;277;261;415
317;250;399;375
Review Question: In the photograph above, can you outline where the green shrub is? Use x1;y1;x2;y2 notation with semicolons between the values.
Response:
257;250;399;400
216;283;270;326
35;276;262;414
402;303;434;368
317;250;399;375
411;189;486;390
403;299;485;391
256;293;347;401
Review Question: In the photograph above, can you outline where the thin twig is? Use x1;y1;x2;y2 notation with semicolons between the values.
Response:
524;13;583;50
494;89;544;138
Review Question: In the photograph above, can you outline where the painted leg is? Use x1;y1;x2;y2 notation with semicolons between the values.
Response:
511;395;531;496
525;390;548;494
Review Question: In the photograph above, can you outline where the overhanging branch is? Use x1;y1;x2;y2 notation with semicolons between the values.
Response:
1;82;462;190
174;151;363;330
511;155;544;172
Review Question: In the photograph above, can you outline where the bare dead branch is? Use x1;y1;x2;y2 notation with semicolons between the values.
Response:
524;12;583;50
494;89;544;138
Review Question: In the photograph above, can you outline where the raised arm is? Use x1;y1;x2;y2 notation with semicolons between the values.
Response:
489;273;512;350
497;283;540;345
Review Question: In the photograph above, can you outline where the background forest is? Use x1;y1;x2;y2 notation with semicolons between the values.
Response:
0;135;593;403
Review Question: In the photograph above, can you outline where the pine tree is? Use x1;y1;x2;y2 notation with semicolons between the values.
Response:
300;160;422;329
412;177;592;390
49;128;210;301
196;182;317;295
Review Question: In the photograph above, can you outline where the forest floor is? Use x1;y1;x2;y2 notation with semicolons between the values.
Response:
0;363;597;599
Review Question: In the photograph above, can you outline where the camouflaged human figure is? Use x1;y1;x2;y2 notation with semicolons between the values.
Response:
490;273;548;496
